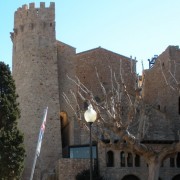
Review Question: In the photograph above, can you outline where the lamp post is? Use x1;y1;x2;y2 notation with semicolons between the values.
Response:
84;104;97;180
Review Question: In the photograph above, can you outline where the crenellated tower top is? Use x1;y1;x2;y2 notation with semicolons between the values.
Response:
11;2;55;41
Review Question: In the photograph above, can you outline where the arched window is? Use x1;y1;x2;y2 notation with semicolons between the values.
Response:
106;151;114;167
135;154;140;167
127;153;133;167
120;151;125;167
177;152;180;167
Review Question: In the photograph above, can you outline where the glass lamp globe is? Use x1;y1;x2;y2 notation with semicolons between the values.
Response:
84;104;97;123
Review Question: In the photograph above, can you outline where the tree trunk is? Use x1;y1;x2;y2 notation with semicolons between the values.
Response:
148;159;160;180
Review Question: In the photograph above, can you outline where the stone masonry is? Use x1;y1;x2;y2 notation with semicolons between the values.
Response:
11;3;61;179
11;2;180;180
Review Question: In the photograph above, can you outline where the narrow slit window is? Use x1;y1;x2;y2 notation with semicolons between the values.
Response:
179;97;180;115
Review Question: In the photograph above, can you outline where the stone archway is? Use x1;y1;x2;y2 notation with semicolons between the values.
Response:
122;174;140;180
172;174;180;180
60;111;69;157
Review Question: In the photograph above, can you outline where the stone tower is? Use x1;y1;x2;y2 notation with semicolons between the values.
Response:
11;2;61;179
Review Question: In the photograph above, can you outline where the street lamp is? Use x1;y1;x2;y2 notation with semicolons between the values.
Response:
84;104;97;180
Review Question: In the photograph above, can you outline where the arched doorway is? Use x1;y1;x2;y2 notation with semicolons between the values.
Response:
122;174;140;180
172;174;180;180
60;111;69;157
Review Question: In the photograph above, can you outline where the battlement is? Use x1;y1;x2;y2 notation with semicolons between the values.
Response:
12;2;55;39
17;2;55;11
14;2;55;27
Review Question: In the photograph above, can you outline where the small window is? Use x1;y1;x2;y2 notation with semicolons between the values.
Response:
135;154;140;167
120;151;125;167
157;105;160;110
84;101;88;110
179;97;180;115
95;96;101;103
177;153;180;167
50;23;53;27
127;153;133;167
107;151;114;167
170;157;175;167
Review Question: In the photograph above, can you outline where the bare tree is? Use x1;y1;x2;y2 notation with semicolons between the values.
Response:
63;58;180;180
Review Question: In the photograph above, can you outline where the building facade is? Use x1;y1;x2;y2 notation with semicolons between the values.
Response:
11;2;180;180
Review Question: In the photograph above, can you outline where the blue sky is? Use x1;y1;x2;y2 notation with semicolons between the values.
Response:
0;0;180;73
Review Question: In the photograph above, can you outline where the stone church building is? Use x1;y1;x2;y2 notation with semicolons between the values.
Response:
11;2;180;180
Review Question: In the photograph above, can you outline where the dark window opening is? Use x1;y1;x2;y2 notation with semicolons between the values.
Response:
50;23;52;27
121;151;125;167
127;153;133;167
179;97;180;115
135;154;140;167
60;113;69;149
107;151;114;167
136;108;140;113
157;105;160;110
84;101;88;110
177;152;180;167
95;96;101;103
170;157;175;167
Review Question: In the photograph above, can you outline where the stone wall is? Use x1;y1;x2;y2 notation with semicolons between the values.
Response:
57;45;137;147
98;144;180;180
143;46;180;141
57;41;81;148
75;47;137;144
12;3;61;179
55;158;90;180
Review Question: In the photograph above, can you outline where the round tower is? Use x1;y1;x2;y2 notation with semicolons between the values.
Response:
11;2;61;179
